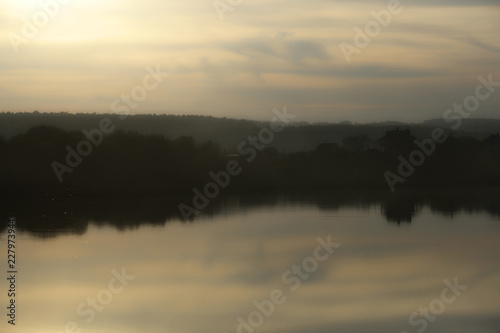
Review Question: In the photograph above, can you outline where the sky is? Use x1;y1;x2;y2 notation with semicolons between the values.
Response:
1;0;499;123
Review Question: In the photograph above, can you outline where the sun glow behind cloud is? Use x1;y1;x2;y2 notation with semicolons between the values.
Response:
1;0;499;122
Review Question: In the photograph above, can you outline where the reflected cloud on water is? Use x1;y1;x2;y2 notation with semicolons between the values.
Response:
1;189;499;333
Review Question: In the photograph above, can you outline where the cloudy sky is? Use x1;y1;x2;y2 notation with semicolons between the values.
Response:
1;0;499;123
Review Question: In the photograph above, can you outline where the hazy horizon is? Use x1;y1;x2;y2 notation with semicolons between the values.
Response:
1;0;499;123
4;110;500;126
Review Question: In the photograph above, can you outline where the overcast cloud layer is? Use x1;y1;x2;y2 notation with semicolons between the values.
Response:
1;0;499;123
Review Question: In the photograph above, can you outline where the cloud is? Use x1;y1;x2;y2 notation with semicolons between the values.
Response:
0;0;499;122
465;36;500;54
221;33;331;64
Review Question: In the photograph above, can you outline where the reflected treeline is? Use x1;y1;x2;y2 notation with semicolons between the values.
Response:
1;189;500;237
285;188;500;224
0;195;190;238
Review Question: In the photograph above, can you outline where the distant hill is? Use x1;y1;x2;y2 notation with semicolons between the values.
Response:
1;112;499;153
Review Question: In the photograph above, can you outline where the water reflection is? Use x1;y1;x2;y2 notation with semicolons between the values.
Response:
1;190;499;333
2;189;500;237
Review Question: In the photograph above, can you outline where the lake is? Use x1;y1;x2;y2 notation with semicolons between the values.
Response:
1;189;500;333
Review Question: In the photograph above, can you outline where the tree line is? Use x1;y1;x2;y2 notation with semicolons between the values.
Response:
1;125;500;196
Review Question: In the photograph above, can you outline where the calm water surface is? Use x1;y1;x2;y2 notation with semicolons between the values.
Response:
2;192;500;333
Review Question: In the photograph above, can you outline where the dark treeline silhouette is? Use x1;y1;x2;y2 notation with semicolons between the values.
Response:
2;125;500;195
2;112;500;153
1;189;500;238
0;125;224;194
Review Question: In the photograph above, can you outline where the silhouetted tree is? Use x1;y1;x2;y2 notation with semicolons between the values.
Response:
342;135;371;153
